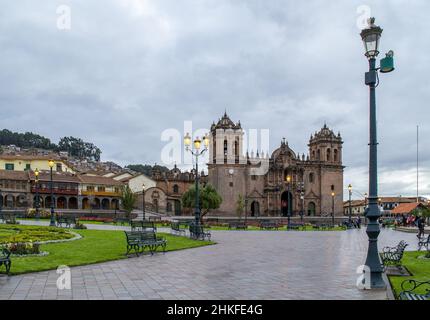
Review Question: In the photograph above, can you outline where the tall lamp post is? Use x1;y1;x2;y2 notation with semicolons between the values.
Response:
331;191;335;226
286;175;291;229
35;168;40;221
184;133;209;235
48;160;56;226
348;184;353;223
142;183;146;221
0;189;3;218
360;17;394;289
300;192;305;223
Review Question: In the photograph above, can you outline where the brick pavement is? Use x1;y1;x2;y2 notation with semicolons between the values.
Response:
0;226;421;300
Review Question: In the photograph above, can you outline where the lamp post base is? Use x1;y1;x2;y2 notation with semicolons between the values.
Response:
49;209;56;227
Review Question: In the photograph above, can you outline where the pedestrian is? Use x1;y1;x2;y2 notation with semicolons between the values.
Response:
357;216;361;229
417;216;425;239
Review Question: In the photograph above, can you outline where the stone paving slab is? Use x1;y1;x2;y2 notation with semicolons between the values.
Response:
0;226;421;300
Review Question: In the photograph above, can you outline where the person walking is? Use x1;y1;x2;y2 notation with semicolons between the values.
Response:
417;216;425;239
357;216;362;229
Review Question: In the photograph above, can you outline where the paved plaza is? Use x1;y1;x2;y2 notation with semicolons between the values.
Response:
0;226;420;300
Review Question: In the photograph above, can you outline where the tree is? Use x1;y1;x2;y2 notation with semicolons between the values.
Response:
181;184;222;222
236;194;245;220
120;185;137;219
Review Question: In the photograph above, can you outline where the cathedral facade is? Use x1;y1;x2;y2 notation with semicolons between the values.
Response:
207;113;344;217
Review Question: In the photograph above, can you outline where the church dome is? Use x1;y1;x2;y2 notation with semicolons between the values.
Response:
271;138;296;161
309;124;342;144
211;111;242;131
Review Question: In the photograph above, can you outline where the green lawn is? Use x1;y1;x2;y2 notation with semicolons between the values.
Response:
389;251;430;299
1;228;213;275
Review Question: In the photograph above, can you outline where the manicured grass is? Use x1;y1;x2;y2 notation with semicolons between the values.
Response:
0;224;74;244
389;251;430;299
1;228;213;275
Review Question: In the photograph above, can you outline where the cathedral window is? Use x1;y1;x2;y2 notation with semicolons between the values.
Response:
334;149;338;162
309;173;314;183
326;148;331;162
317;149;321;160
173;184;179;193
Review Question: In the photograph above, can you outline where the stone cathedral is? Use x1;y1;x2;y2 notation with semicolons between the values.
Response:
207;112;344;217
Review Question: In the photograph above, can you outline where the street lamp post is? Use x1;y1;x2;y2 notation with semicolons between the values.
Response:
360;17;394;289
48;160;56;227
184;133;209;237
348;184;353;224
142;184;146;221
286;175;291;229
331;191;335;227
0;189;3;219
244;197;248;226
300;192;304;223
35;169;40;221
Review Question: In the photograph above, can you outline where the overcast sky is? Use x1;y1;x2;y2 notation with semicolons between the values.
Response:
0;0;429;200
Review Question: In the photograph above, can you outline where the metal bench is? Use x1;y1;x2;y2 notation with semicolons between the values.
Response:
288;223;305;230
399;279;430;300
124;231;166;256
2;214;17;225
228;221;248;230
170;221;186;236
259;221;279;230
418;234;430;252
189;224;211;241
381;240;408;270
130;220;156;231
114;217;130;225
56;216;77;228
0;248;11;275
148;216;162;222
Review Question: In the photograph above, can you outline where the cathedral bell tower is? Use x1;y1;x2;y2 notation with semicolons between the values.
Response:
208;112;247;216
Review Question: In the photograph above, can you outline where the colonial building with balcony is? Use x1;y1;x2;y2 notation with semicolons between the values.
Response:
0;170;31;208
77;174;123;210
29;171;80;209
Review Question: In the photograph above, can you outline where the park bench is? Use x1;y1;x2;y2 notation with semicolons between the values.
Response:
1;214;17;225
228;221;248;230
124;231;167;256
148;216;161;222
259;221;279;230
56;216;77;228
418;234;430;252
170;221;186;236
0;248;11;275
114;217;130;225
399;279;430;300
380;240;408;270
189;224;211;241
287;223;305;230
130;220;156;231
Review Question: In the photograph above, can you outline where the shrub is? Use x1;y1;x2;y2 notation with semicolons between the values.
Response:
5;241;40;255
74;222;87;230
26;208;51;219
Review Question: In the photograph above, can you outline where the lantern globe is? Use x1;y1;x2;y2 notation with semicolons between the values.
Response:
360;17;383;59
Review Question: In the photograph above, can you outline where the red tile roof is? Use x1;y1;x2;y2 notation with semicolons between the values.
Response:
0;170;30;181
391;203;422;215
77;174;124;186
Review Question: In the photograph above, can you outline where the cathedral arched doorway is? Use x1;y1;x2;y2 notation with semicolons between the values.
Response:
281;191;293;217
308;202;316;216
251;201;260;217
174;200;181;216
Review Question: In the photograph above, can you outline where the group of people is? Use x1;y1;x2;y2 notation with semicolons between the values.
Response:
391;214;427;239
